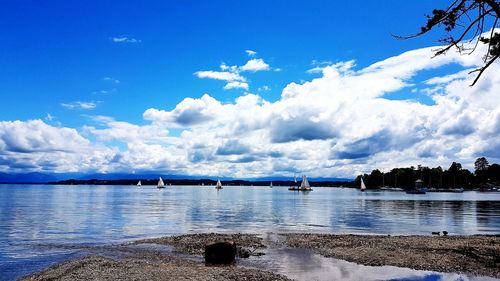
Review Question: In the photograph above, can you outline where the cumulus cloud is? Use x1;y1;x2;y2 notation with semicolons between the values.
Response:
240;58;270;72
143;94;222;127
195;52;272;91
216;139;251;155
0;120;118;172
1;37;499;177
61;101;97;110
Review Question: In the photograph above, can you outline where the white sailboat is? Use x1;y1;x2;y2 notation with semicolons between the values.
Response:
360;178;367;192
300;175;312;191
215;179;223;189
157;177;165;189
137;180;142;187
270;181;273;188
289;175;312;191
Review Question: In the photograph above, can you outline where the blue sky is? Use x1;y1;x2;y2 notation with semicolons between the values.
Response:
1;0;448;124
0;1;499;177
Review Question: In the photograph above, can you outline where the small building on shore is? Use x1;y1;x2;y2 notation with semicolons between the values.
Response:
415;179;424;189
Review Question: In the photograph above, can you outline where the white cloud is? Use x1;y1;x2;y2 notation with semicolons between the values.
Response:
2;37;499;177
110;36;141;43
306;67;324;74
245;50;257;57
224;81;249;90
195;53;273;90
61;101;97;110
195;70;245;82
0;120;117;172
143;94;224;127
103;77;120;84
240;58;270;72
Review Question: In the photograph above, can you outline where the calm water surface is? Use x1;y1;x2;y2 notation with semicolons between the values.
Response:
1;184;499;280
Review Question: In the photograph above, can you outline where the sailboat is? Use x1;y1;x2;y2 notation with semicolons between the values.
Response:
157;177;165;189
215;179;223;189
360;178;367;192
137;180;142;187
269;181;273;188
300;175;312;191
289;175;312;191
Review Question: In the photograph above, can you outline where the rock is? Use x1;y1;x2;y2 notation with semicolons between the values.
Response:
237;247;251;258
205;241;236;264
442;231;448;236
431;232;441;236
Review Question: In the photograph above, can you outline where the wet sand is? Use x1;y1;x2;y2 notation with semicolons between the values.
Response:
21;233;500;280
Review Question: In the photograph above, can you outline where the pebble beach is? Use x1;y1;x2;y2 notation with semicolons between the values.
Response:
20;233;500;280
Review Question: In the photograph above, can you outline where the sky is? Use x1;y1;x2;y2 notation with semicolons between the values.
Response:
0;0;499;178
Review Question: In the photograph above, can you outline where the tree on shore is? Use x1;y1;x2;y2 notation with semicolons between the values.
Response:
475;157;490;184
356;157;498;190
398;0;500;86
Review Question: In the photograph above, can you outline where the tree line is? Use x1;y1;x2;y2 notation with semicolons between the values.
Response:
355;157;500;190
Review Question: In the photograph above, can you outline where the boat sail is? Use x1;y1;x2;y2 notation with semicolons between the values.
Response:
360;178;367;191
157;177;165;189
300;175;312;191
270;181;273;188
137;180;142;187
215;179;223;189
289;175;312;191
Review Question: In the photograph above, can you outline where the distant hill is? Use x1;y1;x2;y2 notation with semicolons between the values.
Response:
0;172;352;184
0;172;58;183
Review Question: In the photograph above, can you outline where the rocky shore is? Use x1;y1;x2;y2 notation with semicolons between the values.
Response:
21;233;500;280
283;234;500;278
132;233;266;256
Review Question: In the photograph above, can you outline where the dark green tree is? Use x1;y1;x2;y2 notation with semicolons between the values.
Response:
474;157;490;184
399;0;500;85
487;163;500;183
474;157;490;172
448;162;463;188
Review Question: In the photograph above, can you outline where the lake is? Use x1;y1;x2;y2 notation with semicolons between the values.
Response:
1;184;499;280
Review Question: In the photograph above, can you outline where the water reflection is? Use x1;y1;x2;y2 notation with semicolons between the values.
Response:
240;247;497;281
0;185;499;280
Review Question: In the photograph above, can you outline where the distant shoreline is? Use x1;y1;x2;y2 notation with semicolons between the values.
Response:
45;179;355;187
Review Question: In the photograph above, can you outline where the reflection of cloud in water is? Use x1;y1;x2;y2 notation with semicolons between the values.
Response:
2;185;500;280
242;247;497;281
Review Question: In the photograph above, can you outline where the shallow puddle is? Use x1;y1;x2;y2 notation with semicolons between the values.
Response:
239;246;498;281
